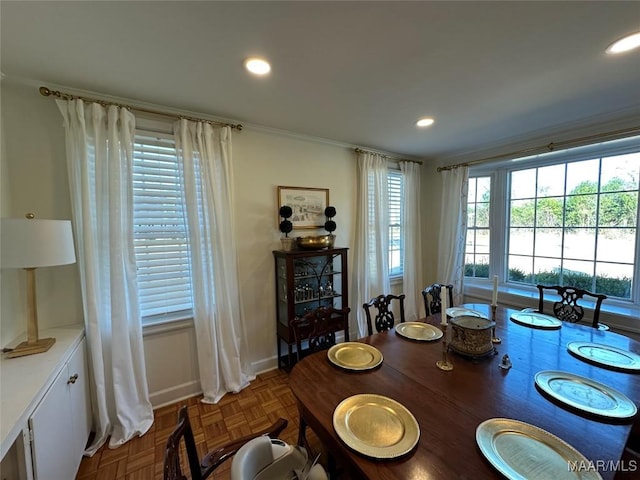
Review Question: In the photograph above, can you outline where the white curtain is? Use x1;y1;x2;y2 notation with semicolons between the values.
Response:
57;99;153;454
174;119;253;404
353;151;390;337
437;166;469;305
400;161;423;320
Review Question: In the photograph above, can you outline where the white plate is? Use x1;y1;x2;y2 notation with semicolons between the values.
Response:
395;322;443;341
510;312;563;330
476;418;602;480
567;342;640;372
333;394;420;459
535;370;637;419
446;307;487;318
327;342;383;371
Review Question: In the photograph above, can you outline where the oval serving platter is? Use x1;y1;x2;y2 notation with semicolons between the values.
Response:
327;342;383;371
333;394;420;459
567;342;640;373
395;322;443;342
534;370;637;420
476;418;602;480
510;312;563;330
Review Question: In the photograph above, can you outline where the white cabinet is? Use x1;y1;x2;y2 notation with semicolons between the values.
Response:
0;327;89;480
29;337;90;480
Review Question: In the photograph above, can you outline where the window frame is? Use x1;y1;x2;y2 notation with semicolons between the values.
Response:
465;135;640;328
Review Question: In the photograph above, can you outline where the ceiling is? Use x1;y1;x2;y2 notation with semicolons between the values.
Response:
1;1;639;162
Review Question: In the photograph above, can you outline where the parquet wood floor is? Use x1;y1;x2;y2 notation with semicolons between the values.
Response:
75;368;323;480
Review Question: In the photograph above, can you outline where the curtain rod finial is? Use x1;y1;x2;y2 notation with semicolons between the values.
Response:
39;86;51;97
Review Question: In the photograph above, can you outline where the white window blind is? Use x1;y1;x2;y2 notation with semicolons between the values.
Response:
388;170;404;277
133;132;194;319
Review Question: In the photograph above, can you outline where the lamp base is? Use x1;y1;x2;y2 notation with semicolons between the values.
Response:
5;337;56;358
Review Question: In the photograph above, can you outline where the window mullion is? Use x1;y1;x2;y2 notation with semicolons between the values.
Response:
491;170;507;282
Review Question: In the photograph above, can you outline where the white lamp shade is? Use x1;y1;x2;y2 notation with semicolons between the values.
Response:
1;218;76;268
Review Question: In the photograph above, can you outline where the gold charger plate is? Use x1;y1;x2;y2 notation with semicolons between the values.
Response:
476;418;602;480
327;342;383;371
333;394;420;458
510;312;563;330
395;322;443;341
567;342;640;372
446;307;487;318
535;370;637;419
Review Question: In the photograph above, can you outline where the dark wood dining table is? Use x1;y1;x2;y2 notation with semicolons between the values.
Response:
289;303;640;479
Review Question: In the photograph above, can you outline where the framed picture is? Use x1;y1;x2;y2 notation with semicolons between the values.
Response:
278;186;329;229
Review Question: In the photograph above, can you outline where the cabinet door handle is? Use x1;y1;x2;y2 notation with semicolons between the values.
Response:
67;373;79;384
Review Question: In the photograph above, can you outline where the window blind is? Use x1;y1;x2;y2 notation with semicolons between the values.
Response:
388;170;404;276
133;132;194;319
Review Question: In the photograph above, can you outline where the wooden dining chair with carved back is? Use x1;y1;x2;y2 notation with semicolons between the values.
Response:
164;405;290;480
421;283;454;317
290;306;351;362
290;306;351;455
362;293;406;336
536;284;607;329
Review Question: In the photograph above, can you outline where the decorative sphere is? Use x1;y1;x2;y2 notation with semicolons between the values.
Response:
324;206;336;218
279;220;293;234
279;205;293;218
324;220;337;232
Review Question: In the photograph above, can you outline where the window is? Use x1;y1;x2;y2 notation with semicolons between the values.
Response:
507;154;639;299
133;132;194;321
465;176;491;278
388;170;404;277
467;135;640;305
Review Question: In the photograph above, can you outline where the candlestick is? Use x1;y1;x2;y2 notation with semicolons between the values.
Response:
491;304;501;344
492;275;498;306
440;285;448;326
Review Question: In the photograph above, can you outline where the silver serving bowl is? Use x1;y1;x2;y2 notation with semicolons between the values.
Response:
296;235;335;250
449;315;496;358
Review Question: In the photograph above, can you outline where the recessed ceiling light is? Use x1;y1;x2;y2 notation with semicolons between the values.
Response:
606;32;640;54
416;117;435;128
244;57;271;75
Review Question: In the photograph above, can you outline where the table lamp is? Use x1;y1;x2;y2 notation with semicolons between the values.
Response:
1;214;76;358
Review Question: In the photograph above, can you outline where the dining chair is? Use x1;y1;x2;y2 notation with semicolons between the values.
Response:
536;284;607;329
363;293;406;336
291;306;351;362
164;405;287;480
290;306;350;457
421;283;454;316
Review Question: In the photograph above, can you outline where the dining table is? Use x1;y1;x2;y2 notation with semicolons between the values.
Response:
289;303;640;480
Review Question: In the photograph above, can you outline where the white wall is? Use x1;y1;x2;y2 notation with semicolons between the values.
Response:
233;129;357;371
1;79;441;406
0;80;83;344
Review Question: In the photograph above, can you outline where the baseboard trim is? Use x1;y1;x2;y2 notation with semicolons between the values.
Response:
252;356;279;375
150;380;201;409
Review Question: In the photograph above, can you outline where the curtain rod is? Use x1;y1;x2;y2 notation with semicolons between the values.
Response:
39;86;243;131
354;147;423;165
437;125;640;172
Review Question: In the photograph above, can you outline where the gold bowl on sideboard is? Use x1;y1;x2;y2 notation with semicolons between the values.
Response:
296;235;335;250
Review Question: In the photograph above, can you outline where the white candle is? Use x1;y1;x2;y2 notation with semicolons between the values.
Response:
441;285;448;326
492;275;498;306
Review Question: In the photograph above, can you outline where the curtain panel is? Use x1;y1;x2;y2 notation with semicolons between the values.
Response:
399;161;423;319
173;119;253;404
437;166;469;304
353;151;390;337
57;99;154;454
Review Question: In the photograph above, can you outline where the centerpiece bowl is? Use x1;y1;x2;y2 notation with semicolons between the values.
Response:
296;235;335;250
